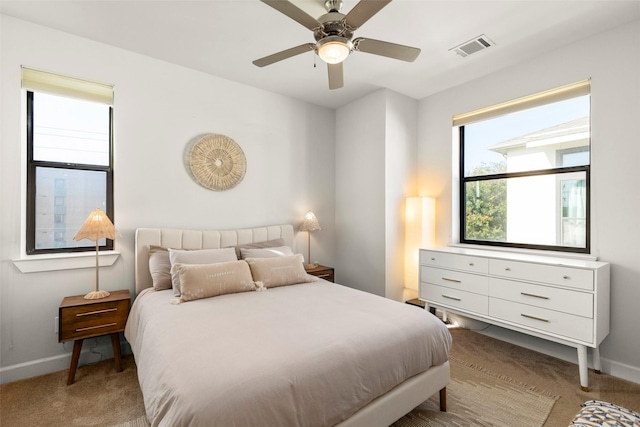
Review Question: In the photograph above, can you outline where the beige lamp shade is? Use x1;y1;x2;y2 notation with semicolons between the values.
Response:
73;208;117;241
300;211;321;232
73;208;117;300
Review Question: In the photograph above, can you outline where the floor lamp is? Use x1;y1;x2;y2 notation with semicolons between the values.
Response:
73;208;118;300
300;211;321;270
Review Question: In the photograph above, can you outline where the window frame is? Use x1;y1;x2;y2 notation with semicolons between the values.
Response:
25;90;114;255
459;125;591;254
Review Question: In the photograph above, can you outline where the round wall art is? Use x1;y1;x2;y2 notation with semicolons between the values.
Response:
188;133;246;191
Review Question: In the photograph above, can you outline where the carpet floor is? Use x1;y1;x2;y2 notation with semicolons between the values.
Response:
1;327;639;426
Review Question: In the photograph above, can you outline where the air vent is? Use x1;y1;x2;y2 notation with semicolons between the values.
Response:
450;35;494;57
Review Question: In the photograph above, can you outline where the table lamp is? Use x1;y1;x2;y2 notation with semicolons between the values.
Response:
300;211;321;270
73;208;118;299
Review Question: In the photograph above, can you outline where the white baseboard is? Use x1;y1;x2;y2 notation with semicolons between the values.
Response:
0;340;131;385
444;312;640;386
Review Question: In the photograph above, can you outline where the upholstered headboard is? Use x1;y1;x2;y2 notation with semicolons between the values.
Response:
134;224;295;295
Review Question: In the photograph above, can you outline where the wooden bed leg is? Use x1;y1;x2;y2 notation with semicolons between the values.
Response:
439;387;447;412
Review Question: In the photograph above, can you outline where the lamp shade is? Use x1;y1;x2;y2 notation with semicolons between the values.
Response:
73;208;117;241
300;211;321;232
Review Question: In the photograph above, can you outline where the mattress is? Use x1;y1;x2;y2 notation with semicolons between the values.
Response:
125;281;452;427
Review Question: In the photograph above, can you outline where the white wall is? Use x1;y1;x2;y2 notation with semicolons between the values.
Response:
418;19;640;382
335;89;416;300
0;15;336;383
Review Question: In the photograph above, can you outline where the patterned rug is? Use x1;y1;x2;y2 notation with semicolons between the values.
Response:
116;356;558;427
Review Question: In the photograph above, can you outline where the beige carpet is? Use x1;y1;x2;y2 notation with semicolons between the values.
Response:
2;327;639;426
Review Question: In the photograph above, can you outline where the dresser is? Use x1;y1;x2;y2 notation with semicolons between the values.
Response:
419;247;610;391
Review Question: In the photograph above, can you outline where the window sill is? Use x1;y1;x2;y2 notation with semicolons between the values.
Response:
12;251;120;273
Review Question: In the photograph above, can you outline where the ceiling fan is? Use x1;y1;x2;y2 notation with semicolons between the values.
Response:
252;0;421;90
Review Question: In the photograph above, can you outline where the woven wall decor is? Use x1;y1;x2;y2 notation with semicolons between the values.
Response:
188;134;246;191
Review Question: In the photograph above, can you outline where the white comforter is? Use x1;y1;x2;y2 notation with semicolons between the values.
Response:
125;282;452;427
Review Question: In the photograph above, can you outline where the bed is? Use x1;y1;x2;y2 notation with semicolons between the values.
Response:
125;224;451;427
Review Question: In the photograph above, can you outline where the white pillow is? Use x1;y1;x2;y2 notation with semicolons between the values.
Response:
240;245;294;259
169;247;237;296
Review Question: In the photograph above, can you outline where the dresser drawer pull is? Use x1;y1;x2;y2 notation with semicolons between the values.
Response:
430;257;436;261
75;322;117;332
76;308;117;317
442;277;462;283
469;262;474;266
505;267;511;271
520;313;549;323
520;292;549;300
563;275;570;280
442;294;461;301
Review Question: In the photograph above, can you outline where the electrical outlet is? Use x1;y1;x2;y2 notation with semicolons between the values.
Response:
54;317;59;334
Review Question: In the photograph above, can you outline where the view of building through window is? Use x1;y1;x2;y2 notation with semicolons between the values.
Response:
30;92;111;251
461;94;590;251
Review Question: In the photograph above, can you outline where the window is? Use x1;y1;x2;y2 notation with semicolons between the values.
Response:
456;81;590;253
23;68;114;254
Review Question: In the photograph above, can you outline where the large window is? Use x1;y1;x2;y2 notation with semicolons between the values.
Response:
23;68;114;254
457;81;590;253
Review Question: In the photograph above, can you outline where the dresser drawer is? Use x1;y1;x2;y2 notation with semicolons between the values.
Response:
489;298;593;343
489;278;593;317
421;266;489;295
420;250;488;274
59;299;129;342
421;283;488;315
489;259;593;291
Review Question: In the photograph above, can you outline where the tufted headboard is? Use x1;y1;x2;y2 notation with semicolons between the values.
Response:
134;224;295;295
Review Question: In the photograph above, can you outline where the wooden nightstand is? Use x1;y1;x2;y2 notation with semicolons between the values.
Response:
59;289;130;385
306;264;334;282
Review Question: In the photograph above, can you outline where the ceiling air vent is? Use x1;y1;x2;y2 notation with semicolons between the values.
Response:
450;35;494;57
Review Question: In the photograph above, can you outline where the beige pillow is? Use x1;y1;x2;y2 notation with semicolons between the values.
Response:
175;261;255;303
232;238;286;259
245;254;313;288
240;245;294;259
149;246;172;291
169;247;238;296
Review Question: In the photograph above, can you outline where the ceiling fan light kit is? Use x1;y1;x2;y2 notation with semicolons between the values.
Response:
254;0;420;89
317;36;352;64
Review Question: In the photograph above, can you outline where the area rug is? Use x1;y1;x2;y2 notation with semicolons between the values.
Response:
116;356;558;427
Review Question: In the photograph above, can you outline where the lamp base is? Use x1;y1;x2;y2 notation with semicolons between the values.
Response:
84;290;111;300
305;263;319;271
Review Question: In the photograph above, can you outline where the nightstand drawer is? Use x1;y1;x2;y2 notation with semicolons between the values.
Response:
59;298;129;342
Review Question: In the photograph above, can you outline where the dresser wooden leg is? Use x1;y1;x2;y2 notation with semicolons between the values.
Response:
67;339;83;385
111;333;122;372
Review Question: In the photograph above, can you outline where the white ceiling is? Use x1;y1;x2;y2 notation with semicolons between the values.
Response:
2;0;640;109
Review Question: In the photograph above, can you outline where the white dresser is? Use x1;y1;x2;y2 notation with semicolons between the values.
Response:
419;247;610;391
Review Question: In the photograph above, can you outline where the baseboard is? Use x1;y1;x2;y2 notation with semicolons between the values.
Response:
445;311;640;386
0;340;131;385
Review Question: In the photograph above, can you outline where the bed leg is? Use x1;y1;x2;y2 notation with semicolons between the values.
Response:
439;387;447;412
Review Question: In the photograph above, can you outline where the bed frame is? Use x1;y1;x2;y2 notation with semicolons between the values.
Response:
134;224;449;426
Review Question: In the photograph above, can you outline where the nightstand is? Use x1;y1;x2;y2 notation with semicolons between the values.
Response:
59;289;130;385
306;264;334;282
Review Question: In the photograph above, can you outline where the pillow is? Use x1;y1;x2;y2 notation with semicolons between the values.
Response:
240;245;294;259
245;254;315;288
232;238;286;259
169;247;238;296
149;246;172;291
175;260;255;303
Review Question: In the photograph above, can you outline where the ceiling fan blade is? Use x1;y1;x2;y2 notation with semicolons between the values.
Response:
253;43;316;67
353;38;421;62
260;0;321;31
343;0;392;30
328;62;344;90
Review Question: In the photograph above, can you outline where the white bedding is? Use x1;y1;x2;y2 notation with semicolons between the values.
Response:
125;281;452;427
